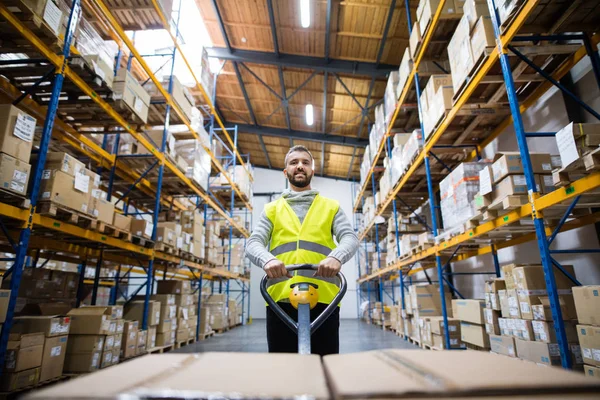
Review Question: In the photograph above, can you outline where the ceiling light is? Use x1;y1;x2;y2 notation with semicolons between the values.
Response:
306;104;314;126
300;0;310;28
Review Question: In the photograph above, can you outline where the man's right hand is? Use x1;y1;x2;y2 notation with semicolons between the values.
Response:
264;259;291;279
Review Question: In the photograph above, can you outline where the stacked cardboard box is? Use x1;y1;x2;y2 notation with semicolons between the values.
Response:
121;320;138;359
181;208;206;260
112;69;151;123
420;74;454;139
484;278;507;356
124;300;160;351
422;316;463;349
555;122;600;171
440;162;488;229
574;286;600;375
146;75;195;122
11;315;71;382
1;332;44;391
453;299;489;349
157;280;197;344
65;306;124;372
205;221;223;266
0;104;35;197
407;284;453;343
76;15;118;89
206;294;227;331
495;264;582;368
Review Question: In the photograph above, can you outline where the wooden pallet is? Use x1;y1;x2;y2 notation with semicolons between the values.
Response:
198;330;215;341
96;221;132;242
553;148;600;187
407;336;421;347
0;375;69;399
214;327;229;334
0;188;30;209
37;202;96;229
174;338;195;349
155;242;176;254
147;344;174;354
131;234;154;248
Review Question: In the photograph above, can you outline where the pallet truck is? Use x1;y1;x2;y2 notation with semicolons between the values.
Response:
260;263;347;355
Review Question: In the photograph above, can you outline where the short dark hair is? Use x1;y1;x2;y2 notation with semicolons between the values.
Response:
285;145;314;165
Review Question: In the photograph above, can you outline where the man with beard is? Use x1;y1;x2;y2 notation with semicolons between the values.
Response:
245;145;359;355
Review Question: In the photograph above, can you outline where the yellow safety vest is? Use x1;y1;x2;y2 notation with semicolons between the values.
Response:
265;194;341;305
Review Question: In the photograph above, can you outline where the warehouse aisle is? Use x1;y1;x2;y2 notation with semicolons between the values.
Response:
173;320;419;353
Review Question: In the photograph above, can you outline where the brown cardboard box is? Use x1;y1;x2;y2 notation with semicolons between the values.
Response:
100;350;112;368
124;300;161;326
463;0;489;28
174;294;194;307
113;69;150;123
573;286;600;326
585;364;600;379
66;308;112;335
113;334;122;353
160;304;177;321
91;197;114;225
149;294;175;305
130;218;153;239
507;289;521;318
460;321;489;348
102;335;115;352
322;350;598;399
40;170;90;214
491;175;541;202
122;321;138;358
489;334;516;357
470;16;495;61
532;320;578;343
112;213;132;231
67;335;104;354
418;0;459;36
0;104;35;163
156;227;175;246
427;316;460;336
532;295;577;320
498;290;510;318
0;153;30;195
485;278;506;293
176;328;189;343
431;333;464;349
409;22;421;59
577;325;600;367
5;333;44;372
515;338;582;367
81;305;123;320
156;330;175;347
454;299;485;324
44;152;85;177
64;351;101;373
12;316;71;337
448;16;473;93
409;284;452;318
115;319;124;335
39;335;68;382
147;326;157;349
111;349;120;366
491;153;553;183
136;330;147;355
513;319;535;341
157;280;192;295
1;367;39;392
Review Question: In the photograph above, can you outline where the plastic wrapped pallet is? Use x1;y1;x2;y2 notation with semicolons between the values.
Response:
384;72;399;126
401;130;423;172
397;48;413;99
440;162;488;229
76;16;118;88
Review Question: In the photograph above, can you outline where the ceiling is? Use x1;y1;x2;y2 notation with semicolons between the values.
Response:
194;0;416;180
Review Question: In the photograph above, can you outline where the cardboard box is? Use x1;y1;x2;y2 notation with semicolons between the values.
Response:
39;335;68;382
418;0;459;36
156;318;172;334
489;334;516;357
491;174;542;202
513;318;535;341
100;350;112;368
81;305;123;320
409;22;421;59
448;16;473;94
507;289;521;318
67;308;112;335
577;325;600;367
122;321;138;358
532;320;578;343
113;69;151;123
5;333;44;372
431;333;464;349
147;326;157;349
454;299;485;324
573;286;600;326
532;295;577;321
103;335;115;352
515;338;582;367
44;152;85;177
426;316;460;336
63;351;101;373
491;153;553;183
1;367;39;392
40;170;90;214
463;0;489;28
91;197;114;225
12;316;71;337
124;301;161;326
0;153;30;195
136;330;147;355
157;280;192;295
161;304;177;320
156;330;175;347
0;104;35;163
409;284;452;318
67;335;104;354
113;213;131;231
130;219;153;239
176;328;189;343
585;364;600;379
470;16;495;61
556;122;600;168
460;321;489;348
498;290;510;318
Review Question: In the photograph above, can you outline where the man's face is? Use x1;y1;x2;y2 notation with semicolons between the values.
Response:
284;151;314;188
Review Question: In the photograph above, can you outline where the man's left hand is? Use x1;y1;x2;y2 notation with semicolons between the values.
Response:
315;257;341;278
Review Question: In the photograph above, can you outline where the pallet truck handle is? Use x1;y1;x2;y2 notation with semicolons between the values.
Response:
260;263;347;335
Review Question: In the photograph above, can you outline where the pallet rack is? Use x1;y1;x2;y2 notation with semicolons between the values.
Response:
0;0;253;369
353;0;600;369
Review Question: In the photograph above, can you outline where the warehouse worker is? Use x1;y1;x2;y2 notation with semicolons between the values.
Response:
246;145;359;355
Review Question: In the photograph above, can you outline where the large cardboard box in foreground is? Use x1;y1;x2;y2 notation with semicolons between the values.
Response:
27;353;330;399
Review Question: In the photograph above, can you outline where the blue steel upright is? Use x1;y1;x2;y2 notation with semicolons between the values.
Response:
404;0;452;348
0;0;82;371
486;0;570;368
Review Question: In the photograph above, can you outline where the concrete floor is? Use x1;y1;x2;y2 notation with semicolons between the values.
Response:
173;319;419;353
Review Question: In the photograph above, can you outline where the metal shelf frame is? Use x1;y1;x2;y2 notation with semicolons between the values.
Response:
353;0;600;368
0;0;254;370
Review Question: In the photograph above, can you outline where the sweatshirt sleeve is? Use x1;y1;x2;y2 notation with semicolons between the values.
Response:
328;207;359;265
244;210;277;268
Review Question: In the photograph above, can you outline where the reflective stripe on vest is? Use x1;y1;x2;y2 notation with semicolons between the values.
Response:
264;194;340;304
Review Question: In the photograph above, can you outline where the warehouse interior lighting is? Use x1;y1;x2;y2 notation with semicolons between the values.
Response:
300;0;310;28
306;104;314;125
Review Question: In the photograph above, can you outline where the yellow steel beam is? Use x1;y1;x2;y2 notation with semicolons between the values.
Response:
147;0;251;182
535;172;600;211
89;0;254;210
352;0;449;212
0;4;249;236
466;34;600;161
83;279;115;287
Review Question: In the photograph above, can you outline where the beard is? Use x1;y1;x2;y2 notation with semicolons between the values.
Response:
287;170;313;188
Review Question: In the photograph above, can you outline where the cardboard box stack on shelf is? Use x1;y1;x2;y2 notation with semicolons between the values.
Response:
440;162;488;231
420;74;454;140
146;75;197;122
448;0;496;96
453;299;489;350
405;284;453;346
156;280;197;344
75;16;119;89
205;221;223;267
124;300;160;351
1;332;44;391
491;264;583;368
64;305;124;373
206;293;227;332
574;285;600;376
554;122;600;182
112;68;151;124
0;104;35;197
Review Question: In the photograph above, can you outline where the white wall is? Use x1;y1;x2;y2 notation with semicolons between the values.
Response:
248;168;359;319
